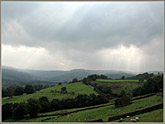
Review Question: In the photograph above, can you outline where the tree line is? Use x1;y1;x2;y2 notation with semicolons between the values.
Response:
132;74;163;97
2;94;108;120
2;84;55;97
82;74;122;99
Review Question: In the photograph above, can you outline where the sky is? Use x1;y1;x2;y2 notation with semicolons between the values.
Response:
1;2;164;72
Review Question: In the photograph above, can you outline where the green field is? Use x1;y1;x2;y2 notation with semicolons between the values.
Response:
96;79;139;82
92;80;142;95
5;95;162;122
121;109;163;122
2;82;98;105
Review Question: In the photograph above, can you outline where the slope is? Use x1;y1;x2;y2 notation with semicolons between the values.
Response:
2;82;98;105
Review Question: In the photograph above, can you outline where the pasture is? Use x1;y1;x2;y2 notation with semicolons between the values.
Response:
92;80;142;95
2;82;98;105
96;79;139;82
121;109;163;122
5;95;162;122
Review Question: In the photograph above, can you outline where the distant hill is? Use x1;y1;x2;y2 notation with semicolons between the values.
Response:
2;66;161;85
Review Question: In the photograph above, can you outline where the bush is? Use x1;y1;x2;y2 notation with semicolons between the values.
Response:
2;103;13;120
27;98;41;118
14;86;24;96
24;85;34;94
132;74;163;97
13;103;27;119
115;96;131;107
39;96;50;113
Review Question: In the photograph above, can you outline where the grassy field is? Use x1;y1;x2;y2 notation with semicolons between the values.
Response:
121;109;163;122
2;82;98;105
5;95;162;122
96;79;139;82
92;80;142;95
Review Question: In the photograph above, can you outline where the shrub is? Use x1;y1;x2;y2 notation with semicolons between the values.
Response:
27;98;41;118
13;103;27;119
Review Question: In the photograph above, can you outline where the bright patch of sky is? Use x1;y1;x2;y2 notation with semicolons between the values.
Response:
2;2;164;72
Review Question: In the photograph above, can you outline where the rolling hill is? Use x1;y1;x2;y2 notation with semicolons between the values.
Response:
2;66;162;85
2;66;136;85
2;82;98;105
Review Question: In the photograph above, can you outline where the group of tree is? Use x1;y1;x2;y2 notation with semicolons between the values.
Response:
82;74;108;85
132;74;163;97
2;94;108;120
121;76;125;80
2;84;53;97
127;72;154;80
61;87;67;94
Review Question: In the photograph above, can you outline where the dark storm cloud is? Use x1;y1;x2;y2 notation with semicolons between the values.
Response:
2;2;164;71
2;2;163;49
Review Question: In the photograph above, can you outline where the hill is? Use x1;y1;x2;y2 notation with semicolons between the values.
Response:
4;94;163;122
2;82;98;105
2;66;137;85
94;79;141;95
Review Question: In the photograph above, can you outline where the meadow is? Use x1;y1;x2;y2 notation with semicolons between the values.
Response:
93;79;142;95
4;95;162;122
2;82;98;105
96;79;139;82
121;109;163;122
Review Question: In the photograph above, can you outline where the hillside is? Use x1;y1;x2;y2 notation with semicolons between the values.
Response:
4;94;163;122
94;79;141;95
2;82;98;105
2;74;163;122
2;66;136;85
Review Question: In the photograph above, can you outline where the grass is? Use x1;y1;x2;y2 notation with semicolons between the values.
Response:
92;81;142;95
121;109;163;122
53;95;162;122
2;82;98;105
5;95;162;122
96;79;139;82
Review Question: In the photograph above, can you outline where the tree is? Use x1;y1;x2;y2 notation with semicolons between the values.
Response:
2;103;13;120
72;78;78;83
102;86;112;94
13;103;27;119
82;78;88;84
2;89;7;97
51;99;60;111
61;87;67;94
132;74;163;97
14;86;24;96
100;75;108;79
121;76;125;80
95;95;109;104
39;96;50;113
87;74;97;81
132;87;142;97
24;85;34;94
119;90;126;97
34;84;44;91
139;78;144;83
27;98;41;118
115;96;131;107
6;86;15;97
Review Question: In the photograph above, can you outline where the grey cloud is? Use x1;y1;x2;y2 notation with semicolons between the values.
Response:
2;2;164;71
2;2;163;51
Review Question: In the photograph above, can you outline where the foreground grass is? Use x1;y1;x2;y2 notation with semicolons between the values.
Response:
2;82;98;105
5;95;162;122
53;95;162;122
121;109;163;122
